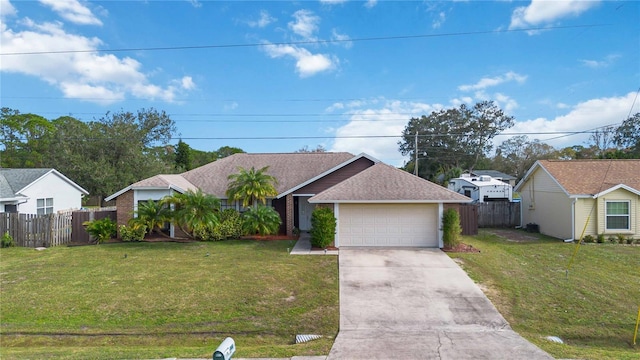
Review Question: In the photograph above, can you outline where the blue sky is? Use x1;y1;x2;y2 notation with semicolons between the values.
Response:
1;0;639;166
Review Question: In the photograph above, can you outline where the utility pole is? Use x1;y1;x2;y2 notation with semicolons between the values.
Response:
414;132;418;176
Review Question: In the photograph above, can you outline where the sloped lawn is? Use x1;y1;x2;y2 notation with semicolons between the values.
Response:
448;230;640;360
0;240;339;359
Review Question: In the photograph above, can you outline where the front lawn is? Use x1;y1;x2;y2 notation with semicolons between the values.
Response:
0;240;339;359
448;230;640;360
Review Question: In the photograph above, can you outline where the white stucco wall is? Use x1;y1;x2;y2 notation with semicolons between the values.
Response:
17;172;85;214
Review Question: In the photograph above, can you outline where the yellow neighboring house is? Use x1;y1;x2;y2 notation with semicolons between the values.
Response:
515;159;640;241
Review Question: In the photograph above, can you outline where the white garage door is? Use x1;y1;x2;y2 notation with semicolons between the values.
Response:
338;203;439;247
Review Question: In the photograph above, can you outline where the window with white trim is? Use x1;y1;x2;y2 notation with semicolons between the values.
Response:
37;198;54;215
605;201;630;230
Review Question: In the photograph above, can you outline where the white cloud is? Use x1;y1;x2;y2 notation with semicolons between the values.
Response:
432;11;446;29
262;43;335;77
1;15;194;104
320;0;348;5
510;0;600;30
580;54;621;68
185;0;202;8
180;76;195;90
39;0;102;26
364;0;378;9
288;9;320;40
330;99;441;166
458;71;527;92
248;10;276;28
0;0;16;18
224;102;238;111
331;29;352;48
508;92;639;147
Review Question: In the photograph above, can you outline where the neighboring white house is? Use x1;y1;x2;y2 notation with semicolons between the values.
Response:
0;168;89;214
448;174;513;203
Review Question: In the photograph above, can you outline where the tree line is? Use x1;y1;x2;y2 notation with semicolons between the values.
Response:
0;107;243;203
398;101;640;183
2;104;638;202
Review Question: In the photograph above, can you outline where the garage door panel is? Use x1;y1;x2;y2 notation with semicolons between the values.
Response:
339;204;438;248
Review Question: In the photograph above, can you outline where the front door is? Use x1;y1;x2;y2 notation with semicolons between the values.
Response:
298;196;316;231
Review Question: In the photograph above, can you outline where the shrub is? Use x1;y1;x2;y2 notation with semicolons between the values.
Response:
1;232;15;248
310;207;335;248
241;205;282;236
119;224;147;242
607;235;617;243
582;235;594;243
626;236;634;245
596;234;605;243
219;209;243;239
195;210;244;241
616;234;626;244
83;217;117;244
442;208;462;248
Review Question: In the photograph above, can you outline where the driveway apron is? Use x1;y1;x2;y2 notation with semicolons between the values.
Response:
326;248;553;359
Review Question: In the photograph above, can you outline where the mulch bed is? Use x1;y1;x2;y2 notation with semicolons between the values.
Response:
442;242;480;253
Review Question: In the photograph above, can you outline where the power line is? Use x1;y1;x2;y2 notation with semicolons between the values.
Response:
7;130;620;143
0;24;608;56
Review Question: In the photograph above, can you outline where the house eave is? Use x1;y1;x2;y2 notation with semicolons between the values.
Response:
18;169;89;196
105;185;188;202
593;184;640;198
308;199;473;204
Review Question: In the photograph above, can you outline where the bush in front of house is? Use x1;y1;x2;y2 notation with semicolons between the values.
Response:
241;205;282;236
596;234;605;243
83;217;117;244
195;209;244;241
1;232;15;248
219;209;243;239
582;235;594;243
442;208;462;248
310;207;336;249
120;223;147;242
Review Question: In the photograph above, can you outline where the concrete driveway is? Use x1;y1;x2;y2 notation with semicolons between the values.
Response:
326;248;553;359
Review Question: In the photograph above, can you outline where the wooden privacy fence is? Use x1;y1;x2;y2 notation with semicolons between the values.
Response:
477;202;521;228
0;211;72;248
71;207;117;244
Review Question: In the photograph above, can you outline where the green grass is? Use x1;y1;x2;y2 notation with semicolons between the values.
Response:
448;230;640;360
0;240;339;359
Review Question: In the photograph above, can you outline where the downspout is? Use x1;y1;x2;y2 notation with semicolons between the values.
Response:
564;198;577;243
438;203;444;248
516;199;523;229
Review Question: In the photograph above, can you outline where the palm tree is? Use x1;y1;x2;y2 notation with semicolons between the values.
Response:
241;205;282;236
162;189;220;238
132;200;171;237
226;166;278;208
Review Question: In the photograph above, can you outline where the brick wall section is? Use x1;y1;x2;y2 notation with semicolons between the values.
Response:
116;191;134;237
286;194;294;236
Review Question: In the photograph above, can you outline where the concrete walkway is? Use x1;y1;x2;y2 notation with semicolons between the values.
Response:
325;248;554;359
290;233;338;255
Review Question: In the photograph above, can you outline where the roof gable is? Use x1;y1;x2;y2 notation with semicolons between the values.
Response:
516;160;640;196
309;163;472;203
0;168;88;198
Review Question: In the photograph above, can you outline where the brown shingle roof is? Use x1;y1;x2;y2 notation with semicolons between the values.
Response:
309;163;472;203
182;152;356;197
132;174;198;192
537;159;640;195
